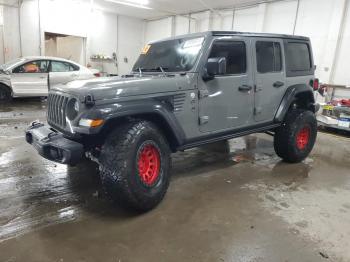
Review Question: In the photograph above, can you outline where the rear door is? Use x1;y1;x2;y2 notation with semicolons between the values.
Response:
11;60;49;96
198;37;255;133
49;60;80;87
253;38;286;122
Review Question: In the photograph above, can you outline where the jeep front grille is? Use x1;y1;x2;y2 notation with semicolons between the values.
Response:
47;93;69;128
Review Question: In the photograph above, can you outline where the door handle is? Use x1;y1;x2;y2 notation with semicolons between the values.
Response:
39;76;46;79
238;85;252;92
273;81;284;88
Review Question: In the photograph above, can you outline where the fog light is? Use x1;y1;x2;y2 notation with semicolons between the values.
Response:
79;118;104;128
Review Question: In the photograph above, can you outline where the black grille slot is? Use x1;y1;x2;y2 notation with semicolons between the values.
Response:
47;93;69;129
173;93;186;112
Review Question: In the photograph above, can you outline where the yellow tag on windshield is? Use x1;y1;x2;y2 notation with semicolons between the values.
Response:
141;44;151;55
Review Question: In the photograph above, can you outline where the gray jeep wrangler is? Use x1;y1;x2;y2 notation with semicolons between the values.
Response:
26;31;319;212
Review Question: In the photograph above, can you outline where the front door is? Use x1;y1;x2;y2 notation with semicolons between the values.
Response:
11;60;49;96
253;39;286;122
198;37;254;133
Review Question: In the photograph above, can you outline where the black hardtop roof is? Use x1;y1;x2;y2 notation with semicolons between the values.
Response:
211;31;309;40
148;31;309;44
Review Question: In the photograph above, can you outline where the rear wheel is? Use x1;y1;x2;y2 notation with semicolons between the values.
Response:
0;85;12;102
99;120;171;212
274;109;317;163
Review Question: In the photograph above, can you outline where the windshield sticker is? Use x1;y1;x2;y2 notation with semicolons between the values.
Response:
183;37;204;49
141;44;151;55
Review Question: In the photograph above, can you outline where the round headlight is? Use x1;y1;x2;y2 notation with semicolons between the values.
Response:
67;98;79;120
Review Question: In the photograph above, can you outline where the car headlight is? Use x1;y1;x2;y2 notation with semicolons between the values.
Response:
67;98;79;120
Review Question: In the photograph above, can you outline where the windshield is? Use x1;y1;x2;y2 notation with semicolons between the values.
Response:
0;58;26;70
133;37;204;72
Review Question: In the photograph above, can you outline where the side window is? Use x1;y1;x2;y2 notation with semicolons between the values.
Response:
208;41;246;75
13;60;49;73
69;63;80;71
51;61;79;72
256;41;282;73
285;42;311;71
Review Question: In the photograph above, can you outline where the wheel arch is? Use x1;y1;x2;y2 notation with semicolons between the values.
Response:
0;82;13;94
275;84;316;122
98;104;186;152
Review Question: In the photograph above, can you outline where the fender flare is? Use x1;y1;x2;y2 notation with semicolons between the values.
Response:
92;99;186;148
275;84;315;122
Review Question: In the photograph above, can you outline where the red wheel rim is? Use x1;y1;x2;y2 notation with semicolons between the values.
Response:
137;144;161;186
296;126;310;150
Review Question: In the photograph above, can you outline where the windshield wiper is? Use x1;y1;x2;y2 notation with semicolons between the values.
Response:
156;66;166;74
143;66;169;75
134;67;143;77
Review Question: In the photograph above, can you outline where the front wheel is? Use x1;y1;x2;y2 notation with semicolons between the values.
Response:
99;120;171;212
274;109;317;163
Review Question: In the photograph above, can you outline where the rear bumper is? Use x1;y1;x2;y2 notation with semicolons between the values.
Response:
25;122;84;165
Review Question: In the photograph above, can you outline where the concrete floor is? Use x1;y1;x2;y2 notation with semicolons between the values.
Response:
0;99;350;262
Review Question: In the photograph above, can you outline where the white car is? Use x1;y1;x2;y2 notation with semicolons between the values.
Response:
0;56;97;101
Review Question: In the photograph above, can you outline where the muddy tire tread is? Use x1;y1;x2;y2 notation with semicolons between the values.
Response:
99;120;171;212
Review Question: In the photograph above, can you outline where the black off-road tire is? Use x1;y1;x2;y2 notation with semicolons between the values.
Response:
99;120;171;212
0;85;12;102
274;109;317;163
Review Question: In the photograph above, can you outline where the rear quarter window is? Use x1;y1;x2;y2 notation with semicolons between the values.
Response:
284;41;314;77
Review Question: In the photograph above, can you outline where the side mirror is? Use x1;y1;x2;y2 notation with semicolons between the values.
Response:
203;57;227;81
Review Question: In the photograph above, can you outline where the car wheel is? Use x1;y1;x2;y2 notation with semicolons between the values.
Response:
99;120;171;212
274;109;317;163
0;85;12;102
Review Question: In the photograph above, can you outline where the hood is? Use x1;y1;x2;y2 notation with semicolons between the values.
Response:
51;74;195;102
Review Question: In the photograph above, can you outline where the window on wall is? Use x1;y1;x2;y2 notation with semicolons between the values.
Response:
285;42;311;71
208;41;247;75
256;41;282;73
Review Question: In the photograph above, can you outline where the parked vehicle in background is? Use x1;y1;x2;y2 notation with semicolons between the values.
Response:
0;56;98;101
26;31;319;212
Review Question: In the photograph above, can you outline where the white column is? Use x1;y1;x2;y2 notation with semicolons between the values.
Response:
329;0;349;84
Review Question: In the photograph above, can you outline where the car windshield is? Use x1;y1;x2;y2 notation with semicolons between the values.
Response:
0;58;26;70
132;37;205;73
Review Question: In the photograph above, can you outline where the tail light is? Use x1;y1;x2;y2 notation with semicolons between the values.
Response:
311;78;319;90
94;73;101;77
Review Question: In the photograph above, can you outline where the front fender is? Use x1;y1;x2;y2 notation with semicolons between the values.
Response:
78;98;186;147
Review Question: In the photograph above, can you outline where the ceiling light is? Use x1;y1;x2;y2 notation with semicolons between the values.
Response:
105;0;152;9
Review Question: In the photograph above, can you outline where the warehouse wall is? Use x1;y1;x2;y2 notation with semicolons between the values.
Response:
2;0;145;75
87;9;119;74
332;1;350;86
117;15;145;75
2;5;21;62
143;0;350;86
144;17;173;44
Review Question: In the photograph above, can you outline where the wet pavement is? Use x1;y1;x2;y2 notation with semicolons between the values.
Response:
1;99;350;262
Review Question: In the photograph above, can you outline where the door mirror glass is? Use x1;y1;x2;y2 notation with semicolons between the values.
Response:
203;57;226;81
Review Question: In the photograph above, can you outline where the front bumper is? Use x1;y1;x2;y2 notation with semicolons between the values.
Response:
25;122;84;165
